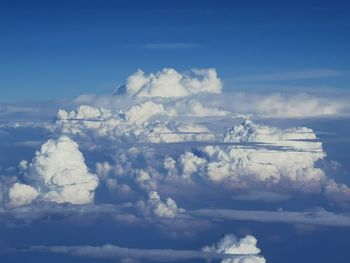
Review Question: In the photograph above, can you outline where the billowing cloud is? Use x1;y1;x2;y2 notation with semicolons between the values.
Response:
203;234;266;263
7;183;39;208
9;136;99;206
56;102;216;143
170;119;326;195
117;68;222;98
137;191;185;218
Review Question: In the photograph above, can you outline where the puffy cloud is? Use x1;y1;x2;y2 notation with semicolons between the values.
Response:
324;179;350;203
180;119;327;193
13;136;99;206
7;182;39;208
138;191;185;218
203;234;266;263
178;152;206;179
124;101;171;124
118;68;222;98
56;102;216;143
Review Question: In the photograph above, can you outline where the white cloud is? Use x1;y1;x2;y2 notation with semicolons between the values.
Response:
124;101;170;124
137;191;185;218
219;92;348;118
178;152;206;179
7;182;39;208
56;102;216;143
14;136;99;205
253;93;345;118
203;234;266;263
117;68;222;98
184;100;229;117
234;69;340;82
174;119;326;193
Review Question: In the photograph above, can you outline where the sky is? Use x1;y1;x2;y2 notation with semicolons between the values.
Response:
1;0;350;101
1;1;350;263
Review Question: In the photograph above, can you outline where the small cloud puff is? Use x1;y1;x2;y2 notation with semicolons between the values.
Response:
118;68;222;98
8;182;39;208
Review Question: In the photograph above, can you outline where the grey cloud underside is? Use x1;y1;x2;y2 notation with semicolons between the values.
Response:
29;245;247;261
190;208;350;227
1;203;349;229
26;233;266;262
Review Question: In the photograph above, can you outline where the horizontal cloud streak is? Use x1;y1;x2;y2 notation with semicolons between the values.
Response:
233;69;341;82
140;43;200;49
191;208;350;227
30;244;246;261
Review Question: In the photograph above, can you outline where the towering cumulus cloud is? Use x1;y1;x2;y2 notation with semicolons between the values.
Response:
8;136;99;207
117;68;222;98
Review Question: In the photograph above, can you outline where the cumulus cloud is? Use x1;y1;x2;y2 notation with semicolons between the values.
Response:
7;183;39;208
9;136;99;206
83;116;350;204
173;119;327;194
56;102;216;143
117;68;222;98
203;234;266;263
137;191;185;218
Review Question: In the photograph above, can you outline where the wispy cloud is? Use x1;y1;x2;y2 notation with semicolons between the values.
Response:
29;244;249;262
190;208;350;227
128;42;200;50
233;69;341;82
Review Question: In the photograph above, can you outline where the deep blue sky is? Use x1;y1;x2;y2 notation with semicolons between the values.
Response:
1;0;350;101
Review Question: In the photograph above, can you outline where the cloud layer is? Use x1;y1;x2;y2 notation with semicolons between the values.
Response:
29;233;265;262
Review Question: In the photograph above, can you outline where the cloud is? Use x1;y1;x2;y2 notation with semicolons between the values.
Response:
176;119;327;193
7;183;39;208
203;234;266;263
191;208;350;227
56;102;216;143
29;234;264;262
79;115;350;205
138;43;200;49
8;136;99;207
251;93;346;118
179;99;229;117
137;191;185;218
234;69;341;82
232;190;290;202
116;68;222;98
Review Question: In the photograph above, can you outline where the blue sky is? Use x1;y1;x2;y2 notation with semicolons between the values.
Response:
1;0;350;101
